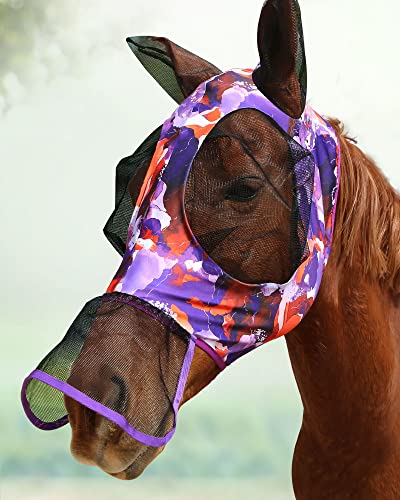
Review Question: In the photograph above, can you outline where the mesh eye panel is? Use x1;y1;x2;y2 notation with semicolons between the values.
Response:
184;108;314;285
24;295;192;440
104;126;162;256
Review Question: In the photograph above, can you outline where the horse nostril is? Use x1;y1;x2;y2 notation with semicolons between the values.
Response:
109;375;128;413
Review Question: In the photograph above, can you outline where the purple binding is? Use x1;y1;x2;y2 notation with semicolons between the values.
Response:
21;374;69;431
195;338;226;371
21;337;196;448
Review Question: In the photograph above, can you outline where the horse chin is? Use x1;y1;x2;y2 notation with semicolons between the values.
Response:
108;446;165;480
70;431;165;480
66;396;165;480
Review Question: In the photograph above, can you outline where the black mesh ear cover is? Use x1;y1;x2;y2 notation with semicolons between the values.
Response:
104;126;162;255
253;0;307;119
127;36;222;104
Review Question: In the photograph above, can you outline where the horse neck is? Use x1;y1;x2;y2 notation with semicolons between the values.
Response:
286;121;400;460
286;259;400;447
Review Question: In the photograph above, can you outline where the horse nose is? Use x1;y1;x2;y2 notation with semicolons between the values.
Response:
66;373;137;475
107;374;128;413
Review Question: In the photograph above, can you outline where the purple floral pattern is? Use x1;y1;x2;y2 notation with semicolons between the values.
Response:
107;68;340;366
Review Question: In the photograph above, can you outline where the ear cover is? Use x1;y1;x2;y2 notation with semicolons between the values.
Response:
252;0;307;119
127;36;222;104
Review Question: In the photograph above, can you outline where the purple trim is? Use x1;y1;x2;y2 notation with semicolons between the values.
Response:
173;336;196;410
21;339;196;447
23;370;173;447
195;338;226;371
21;373;69;430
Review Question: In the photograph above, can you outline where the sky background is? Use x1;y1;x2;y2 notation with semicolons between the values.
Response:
1;1;399;499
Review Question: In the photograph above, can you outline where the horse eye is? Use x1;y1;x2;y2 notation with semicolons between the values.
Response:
224;178;262;202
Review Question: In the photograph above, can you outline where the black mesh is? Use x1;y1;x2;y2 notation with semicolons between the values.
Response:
185;108;314;285
126;36;221;104
253;0;307;118
103;126;162;256
127;36;186;104
24;294;191;438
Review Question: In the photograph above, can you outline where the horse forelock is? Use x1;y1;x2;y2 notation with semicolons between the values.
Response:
328;118;400;295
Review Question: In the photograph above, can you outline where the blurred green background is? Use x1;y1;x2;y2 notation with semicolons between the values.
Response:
1;1;399;499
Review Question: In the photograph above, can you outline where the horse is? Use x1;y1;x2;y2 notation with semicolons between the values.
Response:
64;1;400;497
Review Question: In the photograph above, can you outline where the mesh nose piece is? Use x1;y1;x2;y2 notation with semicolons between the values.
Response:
21;294;196;447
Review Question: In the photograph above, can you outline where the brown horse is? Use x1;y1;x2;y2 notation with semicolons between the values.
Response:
65;1;400;498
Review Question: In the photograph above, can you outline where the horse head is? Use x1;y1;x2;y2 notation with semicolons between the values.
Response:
65;1;310;472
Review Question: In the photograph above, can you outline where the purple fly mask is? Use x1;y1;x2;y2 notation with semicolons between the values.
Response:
21;7;340;449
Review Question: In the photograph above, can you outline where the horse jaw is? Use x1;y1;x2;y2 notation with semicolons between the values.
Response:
65;347;220;480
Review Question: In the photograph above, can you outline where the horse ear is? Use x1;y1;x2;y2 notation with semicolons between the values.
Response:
252;0;307;119
127;36;222;104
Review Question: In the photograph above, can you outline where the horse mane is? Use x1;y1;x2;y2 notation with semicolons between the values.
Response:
328;118;400;295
